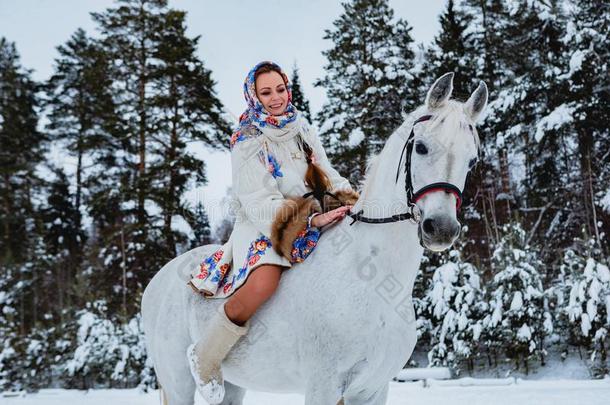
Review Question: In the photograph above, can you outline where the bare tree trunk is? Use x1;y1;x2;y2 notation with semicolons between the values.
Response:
2;173;12;259
164;75;178;255
499;148;512;219
137;0;148;230
586;152;601;243
120;212;127;322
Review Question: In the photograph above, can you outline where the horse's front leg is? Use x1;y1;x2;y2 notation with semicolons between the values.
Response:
304;373;344;405
343;382;389;405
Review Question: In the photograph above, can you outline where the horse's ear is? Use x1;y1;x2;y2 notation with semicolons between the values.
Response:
465;81;488;122
426;72;454;109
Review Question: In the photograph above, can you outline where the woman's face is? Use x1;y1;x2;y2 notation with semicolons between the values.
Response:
255;71;288;116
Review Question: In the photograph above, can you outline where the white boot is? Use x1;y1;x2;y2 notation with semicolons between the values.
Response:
186;303;249;404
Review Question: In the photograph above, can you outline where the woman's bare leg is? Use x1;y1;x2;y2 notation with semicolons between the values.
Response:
223;264;286;326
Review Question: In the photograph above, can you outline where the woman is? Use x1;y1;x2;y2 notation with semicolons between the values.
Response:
186;60;359;404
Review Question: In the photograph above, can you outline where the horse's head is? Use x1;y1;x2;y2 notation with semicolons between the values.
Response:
404;72;488;251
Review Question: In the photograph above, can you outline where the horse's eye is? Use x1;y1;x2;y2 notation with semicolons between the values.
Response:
415;142;428;155
468;158;477;169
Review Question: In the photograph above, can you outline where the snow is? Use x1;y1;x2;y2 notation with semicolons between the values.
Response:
534;104;574;142
347;127;365;147
600;189;610;214
395;367;451;381
345;65;357;75
567;50;586;76
606;295;610;324
510;291;523;311
517;324;532;341
3;379;610;405
580;313;591;336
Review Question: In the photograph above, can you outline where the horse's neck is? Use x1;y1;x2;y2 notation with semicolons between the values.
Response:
352;121;413;223
347;124;423;294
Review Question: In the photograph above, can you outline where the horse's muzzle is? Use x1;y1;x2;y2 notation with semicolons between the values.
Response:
418;215;461;251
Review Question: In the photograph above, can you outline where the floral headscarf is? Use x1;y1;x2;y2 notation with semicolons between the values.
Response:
230;61;299;148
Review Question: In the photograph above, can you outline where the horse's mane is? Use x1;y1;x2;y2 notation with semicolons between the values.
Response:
424;100;481;150
356;152;382;198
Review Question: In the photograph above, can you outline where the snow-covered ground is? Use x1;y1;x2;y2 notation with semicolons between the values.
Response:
3;378;610;405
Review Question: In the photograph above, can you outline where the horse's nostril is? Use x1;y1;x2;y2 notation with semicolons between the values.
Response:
452;223;461;238
422;218;435;234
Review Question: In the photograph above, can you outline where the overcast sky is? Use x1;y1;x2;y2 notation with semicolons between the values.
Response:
0;0;446;233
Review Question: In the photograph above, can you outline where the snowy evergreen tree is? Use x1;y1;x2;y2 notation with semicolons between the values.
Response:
0;37;44;266
45;28;117;230
420;249;486;373
314;0;416;185
290;62;312;124
190;201;212;248
62;300;153;389
456;0;517;239
414;0;476;100
40;167;87;320
558;0;610;252
559;237;609;377
85;0;230;316
0;38;49;374
485;1;573;267
0;264;25;389
482;222;550;372
151;8;231;257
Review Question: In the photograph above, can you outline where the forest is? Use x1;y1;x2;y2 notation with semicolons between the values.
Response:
0;0;608;391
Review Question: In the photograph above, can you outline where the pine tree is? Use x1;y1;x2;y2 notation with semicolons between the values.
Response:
415;0;476;100
87;0;168;317
457;0;515;234
41;167;87;318
91;0;166;230
0;38;46;343
558;0;610;252
0;37;45;265
559;237;609;377
0;37;47;389
314;0;416;185
45;28;117;231
422;249;486;373
150;8;231;257
290;62;312;124
482;222;550;373
482;1;574;269
86;0;230;316
190;201;212;249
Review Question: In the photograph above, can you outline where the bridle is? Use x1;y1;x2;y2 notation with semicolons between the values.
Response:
303;115;466;226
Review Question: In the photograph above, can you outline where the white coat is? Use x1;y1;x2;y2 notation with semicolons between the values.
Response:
188;116;355;298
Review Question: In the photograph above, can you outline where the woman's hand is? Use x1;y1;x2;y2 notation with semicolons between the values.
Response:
311;205;353;228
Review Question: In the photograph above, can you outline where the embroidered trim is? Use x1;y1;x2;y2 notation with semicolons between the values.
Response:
230;124;262;149
195;249;229;282
257;150;283;178
290;223;320;263
217;235;272;295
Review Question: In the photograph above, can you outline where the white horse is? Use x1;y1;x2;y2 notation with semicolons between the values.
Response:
141;72;488;405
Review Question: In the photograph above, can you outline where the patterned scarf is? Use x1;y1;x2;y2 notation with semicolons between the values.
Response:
230;61;299;148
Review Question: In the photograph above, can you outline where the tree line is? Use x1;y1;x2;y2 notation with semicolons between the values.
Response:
0;0;608;391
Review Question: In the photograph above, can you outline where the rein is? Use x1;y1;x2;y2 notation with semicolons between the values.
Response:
302;115;464;226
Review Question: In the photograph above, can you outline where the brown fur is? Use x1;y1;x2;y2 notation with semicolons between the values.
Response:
323;188;360;212
270;188;360;261
270;196;322;259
